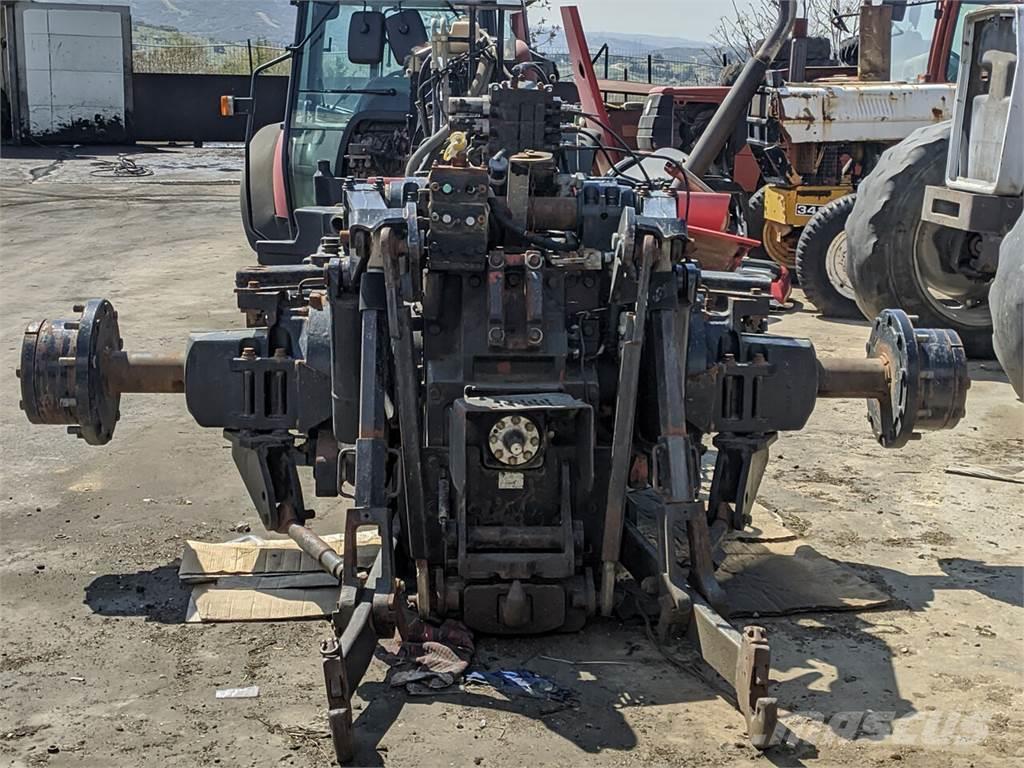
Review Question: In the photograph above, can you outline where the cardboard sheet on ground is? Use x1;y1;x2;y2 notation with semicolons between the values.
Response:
717;510;890;616
181;503;887;622
181;531;381;623
179;530;380;583
629;491;889;617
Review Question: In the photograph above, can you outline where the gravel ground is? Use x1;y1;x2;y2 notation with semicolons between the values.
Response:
1;146;1021;768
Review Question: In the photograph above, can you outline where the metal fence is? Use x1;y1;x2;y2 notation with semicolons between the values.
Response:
132;42;721;86
546;49;724;87
132;42;290;76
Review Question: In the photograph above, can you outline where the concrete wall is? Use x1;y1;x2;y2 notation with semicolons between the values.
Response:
10;1;131;142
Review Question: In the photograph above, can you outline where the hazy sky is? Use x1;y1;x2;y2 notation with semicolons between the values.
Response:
544;0;738;42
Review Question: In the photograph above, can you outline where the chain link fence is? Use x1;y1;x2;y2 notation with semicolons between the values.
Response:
132;42;290;76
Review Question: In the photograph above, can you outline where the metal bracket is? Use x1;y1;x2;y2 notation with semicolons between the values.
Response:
688;595;778;749
600;234;656;615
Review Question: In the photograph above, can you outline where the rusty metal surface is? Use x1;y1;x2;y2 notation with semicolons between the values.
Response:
816;358;889;399
768;83;955;144
686;595;777;748
106;352;185;393
858;2;894;82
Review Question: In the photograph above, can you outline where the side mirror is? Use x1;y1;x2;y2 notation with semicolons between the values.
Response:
386;9;427;62
884;0;908;23
348;10;386;65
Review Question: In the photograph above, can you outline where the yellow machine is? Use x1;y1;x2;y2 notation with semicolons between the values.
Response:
760;184;850;266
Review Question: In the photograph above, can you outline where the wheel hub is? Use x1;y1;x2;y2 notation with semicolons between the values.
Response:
762;221;797;269
824;231;857;300
912;221;993;328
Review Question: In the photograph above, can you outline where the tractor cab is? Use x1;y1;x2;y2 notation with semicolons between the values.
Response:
286;2;462;207
236;0;527;257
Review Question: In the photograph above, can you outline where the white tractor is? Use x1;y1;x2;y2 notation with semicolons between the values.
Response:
846;2;1022;382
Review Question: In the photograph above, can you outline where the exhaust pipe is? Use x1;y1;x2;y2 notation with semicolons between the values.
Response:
682;0;796;179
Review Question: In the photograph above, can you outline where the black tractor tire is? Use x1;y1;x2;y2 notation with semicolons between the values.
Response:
990;215;1024;399
746;186;768;259
846;121;995;358
794;195;861;318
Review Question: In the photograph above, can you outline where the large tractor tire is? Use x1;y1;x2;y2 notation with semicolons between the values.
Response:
846;122;995;358
795;194;861;318
990;215;1024;399
745;186;768;260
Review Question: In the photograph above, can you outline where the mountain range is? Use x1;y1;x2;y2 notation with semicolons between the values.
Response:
65;0;710;54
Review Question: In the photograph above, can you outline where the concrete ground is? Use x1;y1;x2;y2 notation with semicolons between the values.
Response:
0;145;1021;768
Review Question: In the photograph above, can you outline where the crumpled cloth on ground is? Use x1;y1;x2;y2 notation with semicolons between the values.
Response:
375;618;474;694
464;669;575;702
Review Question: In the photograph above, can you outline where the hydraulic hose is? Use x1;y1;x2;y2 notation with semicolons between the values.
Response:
682;0;797;180
405;123;451;176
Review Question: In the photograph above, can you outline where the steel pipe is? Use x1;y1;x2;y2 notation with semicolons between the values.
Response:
683;0;797;179
816;358;889;399
106;351;185;394
287;522;345;580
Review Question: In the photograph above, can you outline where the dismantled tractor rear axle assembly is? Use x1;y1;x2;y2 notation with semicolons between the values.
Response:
17;82;969;762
